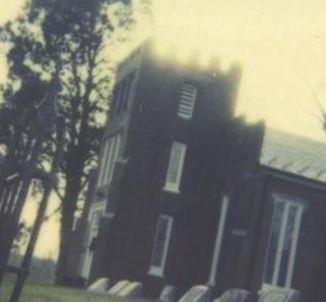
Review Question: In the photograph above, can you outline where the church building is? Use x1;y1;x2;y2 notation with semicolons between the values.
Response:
75;40;326;302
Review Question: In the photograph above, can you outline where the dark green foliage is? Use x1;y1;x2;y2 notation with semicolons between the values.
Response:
0;0;134;284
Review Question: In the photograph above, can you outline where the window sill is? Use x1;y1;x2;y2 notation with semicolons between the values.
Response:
96;182;112;190
148;267;164;278
103;212;115;219
178;114;192;120
116;158;128;165
260;283;284;294
90;201;106;211
206;280;216;287
162;186;180;194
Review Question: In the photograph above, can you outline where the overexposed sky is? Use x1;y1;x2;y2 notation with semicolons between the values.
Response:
0;0;27;82
3;0;326;139
0;0;61;259
1;0;326;259
0;0;25;24
20;193;60;259
150;0;326;140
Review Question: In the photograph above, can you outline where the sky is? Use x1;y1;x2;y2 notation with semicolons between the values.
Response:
0;0;61;259
149;0;326;141
1;0;326;258
0;0;24;83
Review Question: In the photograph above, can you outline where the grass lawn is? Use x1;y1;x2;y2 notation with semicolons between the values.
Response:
0;280;146;302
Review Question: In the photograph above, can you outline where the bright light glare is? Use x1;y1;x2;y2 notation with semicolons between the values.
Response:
198;53;212;69
148;0;326;141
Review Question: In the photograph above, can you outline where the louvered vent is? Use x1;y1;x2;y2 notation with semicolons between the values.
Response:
178;84;198;119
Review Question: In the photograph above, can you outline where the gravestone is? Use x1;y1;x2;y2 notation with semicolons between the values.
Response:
117;281;143;298
87;278;110;293
107;280;131;296
159;285;177;302
215;289;257;302
258;288;300;302
179;285;212;302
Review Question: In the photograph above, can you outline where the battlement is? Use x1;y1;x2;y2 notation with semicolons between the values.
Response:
116;37;242;83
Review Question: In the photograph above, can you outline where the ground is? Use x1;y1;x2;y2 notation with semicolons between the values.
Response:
0;280;147;302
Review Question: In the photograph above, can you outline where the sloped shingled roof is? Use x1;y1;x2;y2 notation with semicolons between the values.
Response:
260;129;326;182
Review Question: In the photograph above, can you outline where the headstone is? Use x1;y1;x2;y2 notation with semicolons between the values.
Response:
215;289;257;302
160;285;177;302
258;288;300;302
117;281;143;298
87;278;110;293
107;280;131;296
179;285;212;302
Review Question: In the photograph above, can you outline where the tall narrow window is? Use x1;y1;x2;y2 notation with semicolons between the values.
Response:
149;215;173;277
122;73;135;111
178;84;198;119
103;135;121;185
116;80;127;114
263;197;304;288
81;205;105;279
97;134;122;187
97;140;110;186
164;142;187;193
110;86;121;116
113;72;135;116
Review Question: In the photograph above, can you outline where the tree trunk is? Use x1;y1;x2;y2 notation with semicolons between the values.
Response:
55;173;82;286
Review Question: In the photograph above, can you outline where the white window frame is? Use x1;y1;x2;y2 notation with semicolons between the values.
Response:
80;202;106;279
148;215;173;277
262;196;304;289
207;195;229;286
178;84;198;120
97;134;122;187
163;142;187;193
97;139;110;186
103;135;121;185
